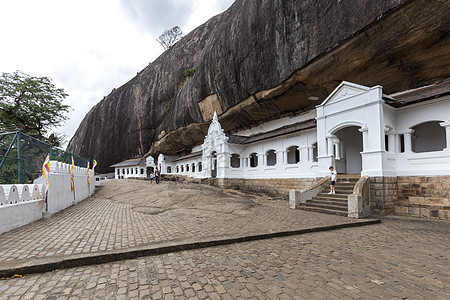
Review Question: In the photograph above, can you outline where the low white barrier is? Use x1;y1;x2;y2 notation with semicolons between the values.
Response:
0;160;94;234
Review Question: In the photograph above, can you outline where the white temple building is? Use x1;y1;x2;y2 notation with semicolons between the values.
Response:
111;80;450;219
158;81;450;179
111;157;156;179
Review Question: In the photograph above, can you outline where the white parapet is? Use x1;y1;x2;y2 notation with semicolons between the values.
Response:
3;185;19;205
17;184;31;202
0;186;5;206
27;184;43;200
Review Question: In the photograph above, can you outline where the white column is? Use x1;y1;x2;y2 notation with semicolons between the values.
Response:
283;151;288;164
395;134;401;153
440;121;450;150
388;134;396;153
359;127;369;152
326;135;335;156
308;146;314;162
300;147;308;162
257;154;262;167
403;129;414;153
334;140;341;160
262;153;267;166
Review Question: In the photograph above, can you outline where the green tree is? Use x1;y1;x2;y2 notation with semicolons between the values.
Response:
0;71;70;145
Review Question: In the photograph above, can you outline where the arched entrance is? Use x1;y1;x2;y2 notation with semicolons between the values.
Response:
210;151;217;178
334;126;363;174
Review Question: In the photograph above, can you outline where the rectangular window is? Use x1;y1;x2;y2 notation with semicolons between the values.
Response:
400;134;405;153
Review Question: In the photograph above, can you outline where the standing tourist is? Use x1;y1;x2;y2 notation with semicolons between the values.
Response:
155;167;160;184
150;171;154;184
328;166;337;194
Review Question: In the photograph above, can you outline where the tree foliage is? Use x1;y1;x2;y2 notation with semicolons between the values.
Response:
156;26;183;50
0;71;70;145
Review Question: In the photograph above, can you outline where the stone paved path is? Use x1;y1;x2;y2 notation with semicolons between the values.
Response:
0;216;448;299
0;180;366;266
1;179;448;299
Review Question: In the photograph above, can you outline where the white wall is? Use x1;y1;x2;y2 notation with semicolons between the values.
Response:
34;161;94;214
0;184;44;234
0;160;95;234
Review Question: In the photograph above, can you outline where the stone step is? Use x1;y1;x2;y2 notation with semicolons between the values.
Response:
336;181;357;184
297;205;348;217
308;197;348;207
316;193;349;200
304;201;348;211
298;175;359;217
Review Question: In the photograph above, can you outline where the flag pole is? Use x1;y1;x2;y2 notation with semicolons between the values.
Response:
42;155;50;212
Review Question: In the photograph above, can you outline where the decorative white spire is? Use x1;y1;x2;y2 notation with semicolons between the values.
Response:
213;111;218;122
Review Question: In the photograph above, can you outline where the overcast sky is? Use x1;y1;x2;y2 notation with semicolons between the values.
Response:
0;0;234;146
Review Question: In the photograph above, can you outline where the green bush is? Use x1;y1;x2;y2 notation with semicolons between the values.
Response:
183;66;197;78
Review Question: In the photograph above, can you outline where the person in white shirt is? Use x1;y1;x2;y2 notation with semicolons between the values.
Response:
328;166;337;194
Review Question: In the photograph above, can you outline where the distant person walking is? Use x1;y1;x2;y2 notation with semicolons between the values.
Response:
155;167;160;184
328;166;337;194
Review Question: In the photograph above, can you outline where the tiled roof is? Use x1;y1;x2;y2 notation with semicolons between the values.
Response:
384;79;450;107
227;119;316;144
110;158;146;168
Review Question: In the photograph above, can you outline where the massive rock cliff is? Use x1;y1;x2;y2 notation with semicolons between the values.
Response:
67;0;450;173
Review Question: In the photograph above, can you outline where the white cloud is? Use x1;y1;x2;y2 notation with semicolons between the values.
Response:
0;0;235;148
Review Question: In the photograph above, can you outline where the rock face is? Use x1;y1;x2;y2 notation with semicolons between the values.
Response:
67;0;450;173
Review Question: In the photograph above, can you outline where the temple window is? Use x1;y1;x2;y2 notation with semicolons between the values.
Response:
266;150;276;166
287;146;300;164
230;154;241;168
411;121;446;153
250;153;258;168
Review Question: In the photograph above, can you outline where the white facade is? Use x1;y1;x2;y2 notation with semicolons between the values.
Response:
111;157;156;179
155;81;450;179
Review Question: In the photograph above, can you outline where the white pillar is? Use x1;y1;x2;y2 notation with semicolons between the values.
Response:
326;135;335;156
308;146;314;162
257;154;262;167
395;134;401;153
334;140;341;160
440;121;450;150
403;129;414;153
359;127;369;152
300;147;308;162
283;151;288;164
388;134;396;153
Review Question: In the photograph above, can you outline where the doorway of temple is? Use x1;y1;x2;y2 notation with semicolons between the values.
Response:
334;126;363;174
211;151;217;178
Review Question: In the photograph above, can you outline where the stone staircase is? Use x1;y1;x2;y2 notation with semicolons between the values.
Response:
297;175;360;216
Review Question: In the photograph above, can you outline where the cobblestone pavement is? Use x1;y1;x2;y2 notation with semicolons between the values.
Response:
0;180;366;266
0;216;448;299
